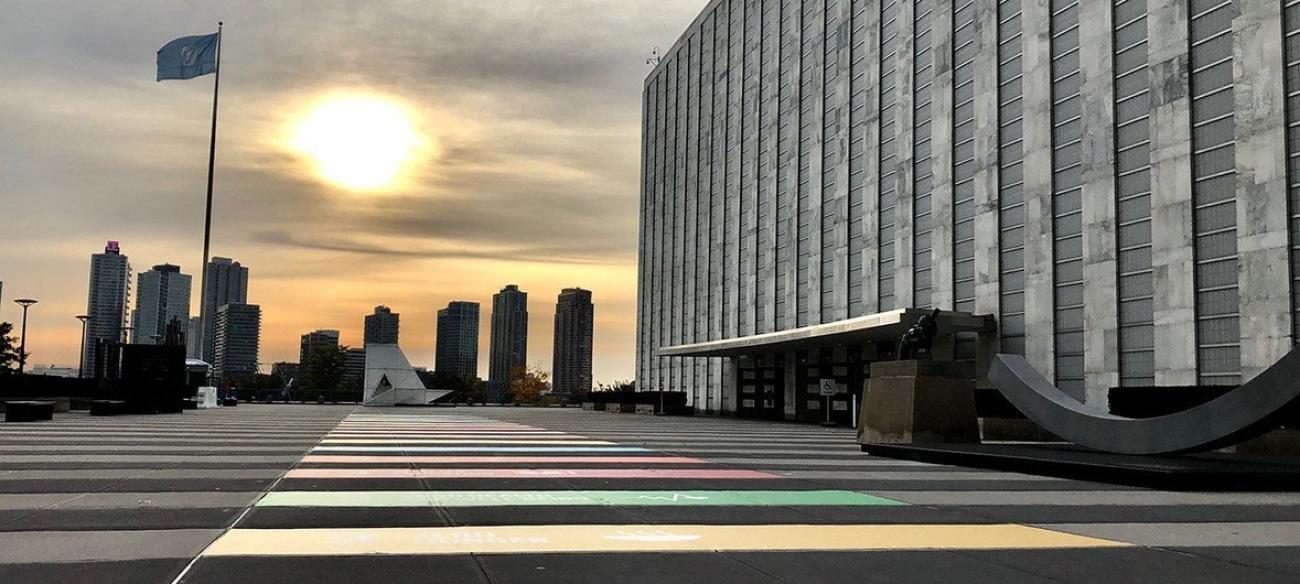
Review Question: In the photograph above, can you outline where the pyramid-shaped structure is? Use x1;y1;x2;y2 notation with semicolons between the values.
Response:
363;344;451;406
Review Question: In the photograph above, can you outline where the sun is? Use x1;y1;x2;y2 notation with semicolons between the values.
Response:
290;94;424;191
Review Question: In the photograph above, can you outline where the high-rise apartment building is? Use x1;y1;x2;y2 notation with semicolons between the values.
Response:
83;241;131;376
213;303;260;382
488;285;528;401
363;305;400;346
552;288;593;395
201;257;248;362
132;264;191;345
299;329;341;371
436;301;480;382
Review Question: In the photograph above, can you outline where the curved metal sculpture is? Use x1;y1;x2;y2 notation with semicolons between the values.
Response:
988;350;1300;454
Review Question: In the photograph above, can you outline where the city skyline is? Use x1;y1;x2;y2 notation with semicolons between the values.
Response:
0;1;706;385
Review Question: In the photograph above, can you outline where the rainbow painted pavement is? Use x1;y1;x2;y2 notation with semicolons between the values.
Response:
6;406;1299;583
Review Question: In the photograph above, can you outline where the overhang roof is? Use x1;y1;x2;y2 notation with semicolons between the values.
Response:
654;309;995;358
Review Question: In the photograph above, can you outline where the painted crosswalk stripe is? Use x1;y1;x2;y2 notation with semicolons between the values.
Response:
311;446;653;453
298;455;705;465
283;468;779;479
202;524;1128;556
318;439;615;445
257;490;905;507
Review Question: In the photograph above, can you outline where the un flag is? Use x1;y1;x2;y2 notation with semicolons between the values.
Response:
156;33;219;81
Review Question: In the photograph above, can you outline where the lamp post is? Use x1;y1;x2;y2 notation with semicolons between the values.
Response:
14;299;37;374
75;315;90;378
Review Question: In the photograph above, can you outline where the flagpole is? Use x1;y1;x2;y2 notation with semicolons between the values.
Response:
196;22;222;377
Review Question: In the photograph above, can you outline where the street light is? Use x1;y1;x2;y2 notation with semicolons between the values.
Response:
13;299;37;374
75;315;90;378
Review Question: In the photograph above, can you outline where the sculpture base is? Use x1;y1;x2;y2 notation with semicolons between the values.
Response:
857;360;980;445
863;442;1300;491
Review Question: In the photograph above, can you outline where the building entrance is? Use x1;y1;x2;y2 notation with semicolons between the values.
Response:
736;354;783;420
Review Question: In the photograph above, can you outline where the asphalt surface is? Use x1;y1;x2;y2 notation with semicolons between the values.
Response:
1;404;1299;583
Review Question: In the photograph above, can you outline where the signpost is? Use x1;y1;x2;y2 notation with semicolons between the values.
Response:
819;378;836;427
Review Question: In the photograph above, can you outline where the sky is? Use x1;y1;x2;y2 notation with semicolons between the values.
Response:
0;0;704;384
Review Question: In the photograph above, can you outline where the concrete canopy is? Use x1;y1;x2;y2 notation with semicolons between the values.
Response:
654;309;995;358
363;344;452;406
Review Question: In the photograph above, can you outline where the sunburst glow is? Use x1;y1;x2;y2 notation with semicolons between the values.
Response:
290;95;424;191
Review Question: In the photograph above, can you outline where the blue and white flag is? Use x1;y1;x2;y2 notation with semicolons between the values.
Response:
156;33;219;81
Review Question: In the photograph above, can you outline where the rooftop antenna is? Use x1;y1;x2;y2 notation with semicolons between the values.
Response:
646;47;661;67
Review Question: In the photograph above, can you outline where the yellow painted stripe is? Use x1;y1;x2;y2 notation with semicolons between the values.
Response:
203;524;1127;556
319;439;616;445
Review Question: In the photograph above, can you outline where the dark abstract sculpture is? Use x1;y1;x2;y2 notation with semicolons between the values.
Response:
989;349;1300;454
896;308;941;360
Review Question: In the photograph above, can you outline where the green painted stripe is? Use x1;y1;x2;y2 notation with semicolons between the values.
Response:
257;490;906;508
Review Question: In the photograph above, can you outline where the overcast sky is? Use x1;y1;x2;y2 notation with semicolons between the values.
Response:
0;1;703;382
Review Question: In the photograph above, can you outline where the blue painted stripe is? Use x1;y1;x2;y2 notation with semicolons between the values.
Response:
312;446;653;453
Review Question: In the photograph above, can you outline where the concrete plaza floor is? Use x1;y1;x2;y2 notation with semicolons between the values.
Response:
1;404;1299;582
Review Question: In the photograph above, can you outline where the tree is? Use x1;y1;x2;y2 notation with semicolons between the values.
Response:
0;322;26;375
302;344;348;398
508;365;549;405
594;379;635;394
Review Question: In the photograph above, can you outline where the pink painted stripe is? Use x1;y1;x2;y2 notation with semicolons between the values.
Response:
327;434;585;439
285;468;779;479
299;455;705;465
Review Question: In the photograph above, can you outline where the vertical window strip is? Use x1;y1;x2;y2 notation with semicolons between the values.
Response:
797;0;821;326
1189;0;1239;385
1286;0;1300;345
711;10;726;344
913;0;936;308
738;0;755;335
757;0;776;333
998;0;1027;355
776;0;797;330
952;0;977;313
822;0;841;317
879;0;900;311
1114;0;1154;386
848;0;868;317
724;0;740;338
1050;0;1085;395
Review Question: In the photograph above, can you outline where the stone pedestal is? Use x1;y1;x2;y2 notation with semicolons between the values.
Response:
858;360;980;445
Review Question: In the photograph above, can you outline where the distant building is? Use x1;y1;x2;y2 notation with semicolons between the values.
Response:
344;347;366;390
186;317;201;359
201;257;248;363
84;241;131;376
132;264;191;345
488;284;528;401
363;305;400;346
29;365;79;378
436;301;479;382
213;303;260;383
552;288;594;395
299;329;340;371
271;361;299;384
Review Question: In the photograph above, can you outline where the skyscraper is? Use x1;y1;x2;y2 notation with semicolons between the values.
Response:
131;264;191;345
488;285;527;401
83;241;131;376
201;257;248;363
551;288;593;395
363;305;400;346
436;301;479;382
299;329;340;372
213;303;260;382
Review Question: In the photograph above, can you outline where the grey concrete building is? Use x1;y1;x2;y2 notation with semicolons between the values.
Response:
552;288;594;395
131;264;191;345
83;241;131;376
213;303;260;382
436;301;480;382
488;284;528;401
363;305;400;346
201;257;248;363
637;0;1295;421
344;347;366;390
